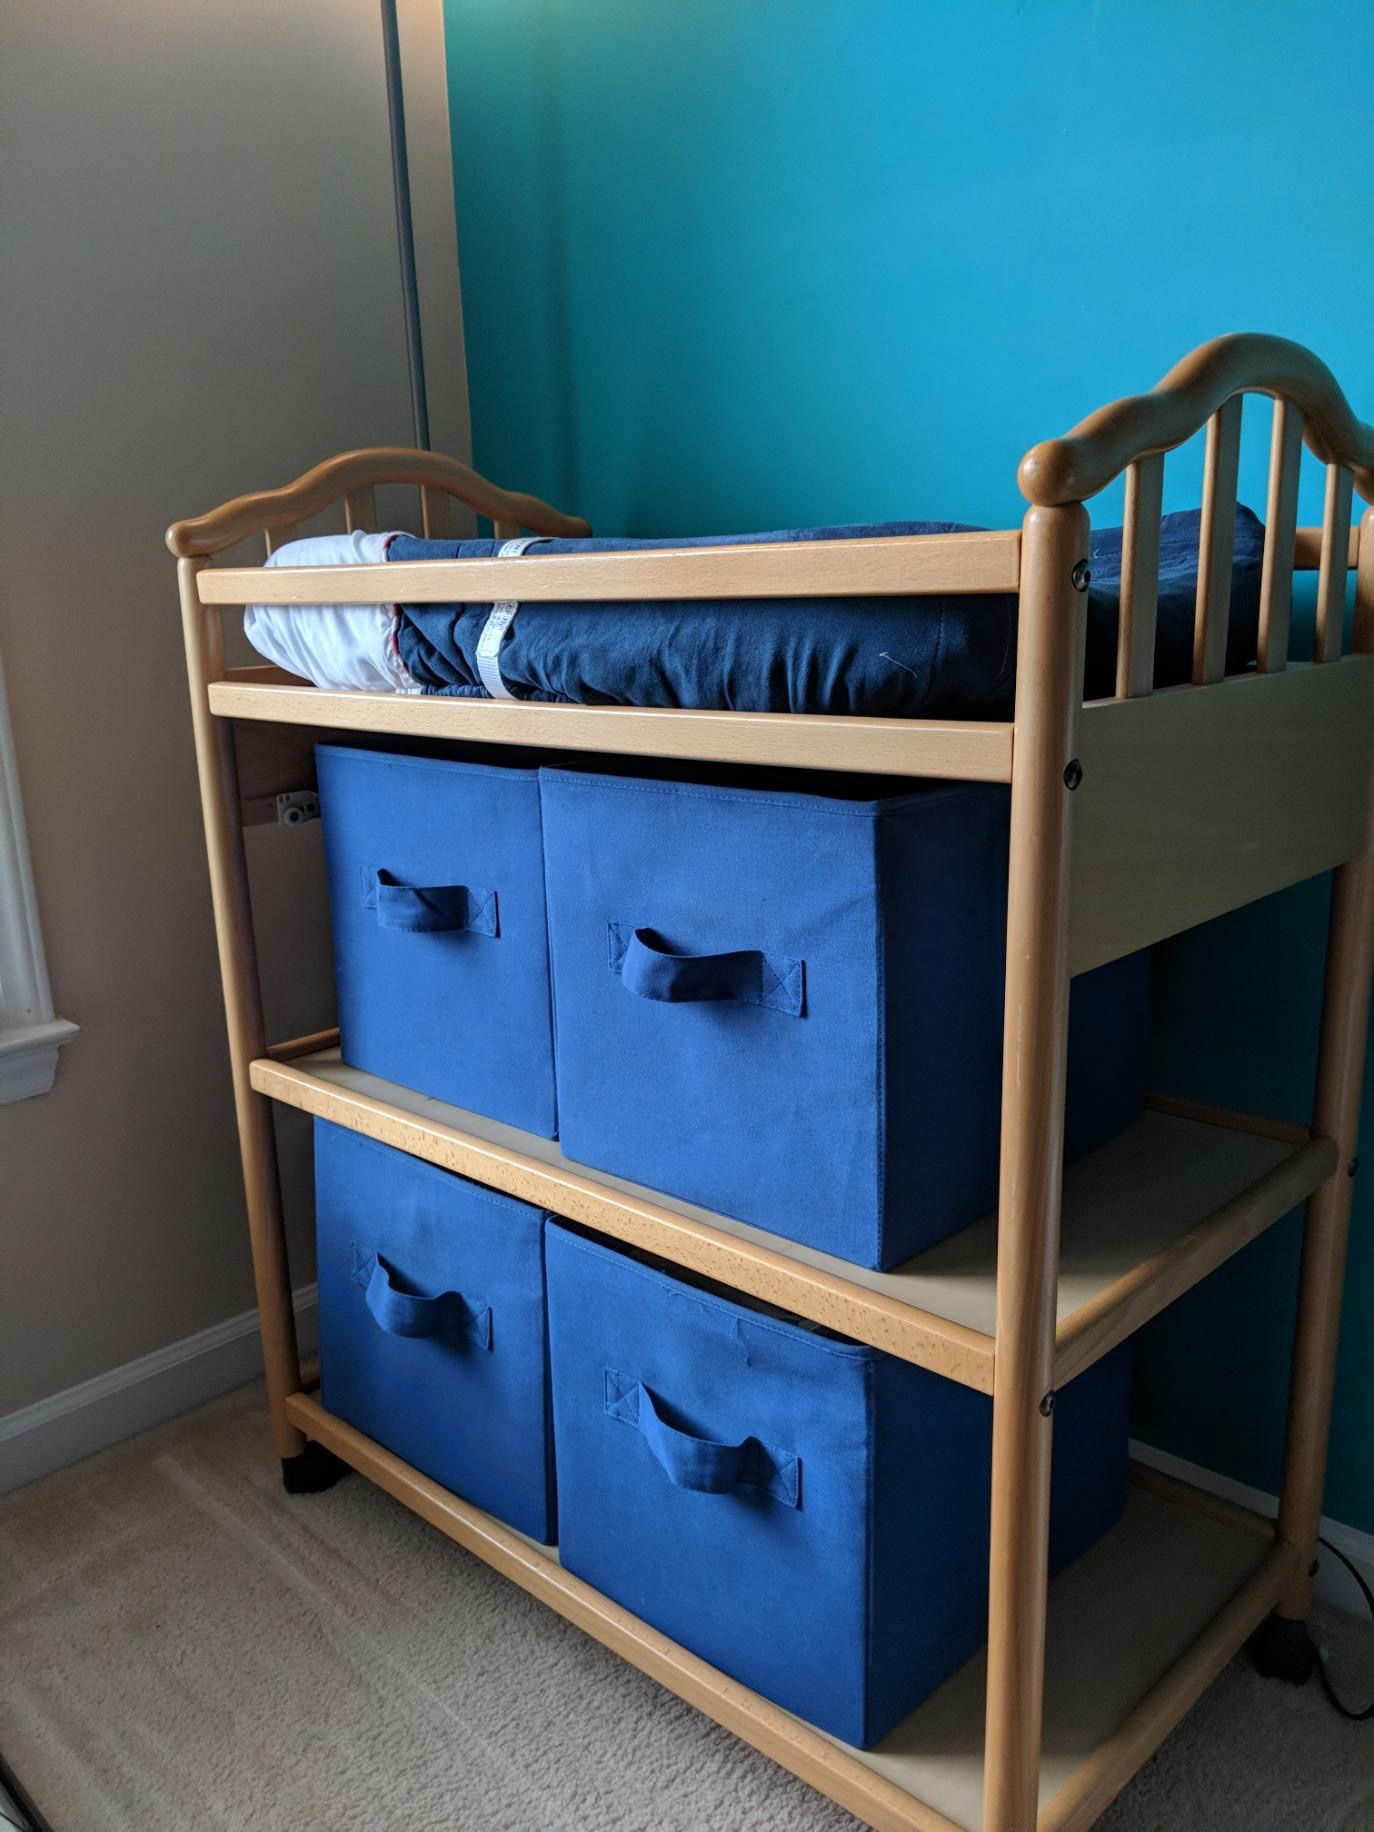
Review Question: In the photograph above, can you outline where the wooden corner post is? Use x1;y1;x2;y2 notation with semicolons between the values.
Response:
1275;504;1374;1616
983;504;1090;1830
178;557;306;1461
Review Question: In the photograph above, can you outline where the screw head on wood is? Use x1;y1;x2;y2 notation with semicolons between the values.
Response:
1071;560;1092;592
1063;758;1084;791
1039;1391;1056;1417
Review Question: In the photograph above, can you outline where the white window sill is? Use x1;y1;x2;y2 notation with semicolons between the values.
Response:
0;1017;80;1103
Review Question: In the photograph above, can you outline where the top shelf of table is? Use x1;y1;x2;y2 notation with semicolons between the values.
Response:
208;674;1016;782
210;651;1374;978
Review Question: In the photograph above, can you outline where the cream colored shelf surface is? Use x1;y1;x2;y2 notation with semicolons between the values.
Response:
851;1480;1277;1829
287;1384;1285;1832
253;1049;1334;1395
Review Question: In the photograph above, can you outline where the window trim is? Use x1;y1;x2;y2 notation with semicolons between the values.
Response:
0;646;78;1102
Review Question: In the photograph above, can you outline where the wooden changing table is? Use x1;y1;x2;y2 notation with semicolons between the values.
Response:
168;334;1374;1831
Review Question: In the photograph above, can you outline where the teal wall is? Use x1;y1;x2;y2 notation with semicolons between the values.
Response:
445;0;1374;1529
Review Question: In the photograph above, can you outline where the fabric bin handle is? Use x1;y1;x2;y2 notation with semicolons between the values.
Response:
604;1370;800;1507
362;868;498;937
608;923;803;1016
353;1249;492;1348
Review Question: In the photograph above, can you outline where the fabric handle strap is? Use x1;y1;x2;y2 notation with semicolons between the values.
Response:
608;923;803;1016
604;1371;800;1507
476;535;548;700
363;868;498;937
354;1250;492;1347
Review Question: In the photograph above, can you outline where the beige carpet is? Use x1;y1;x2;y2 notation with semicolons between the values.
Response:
1;1383;1370;1831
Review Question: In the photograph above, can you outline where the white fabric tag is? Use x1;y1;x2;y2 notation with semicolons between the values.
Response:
476;536;547;699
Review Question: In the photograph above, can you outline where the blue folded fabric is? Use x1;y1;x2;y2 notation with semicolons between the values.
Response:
389;506;1265;718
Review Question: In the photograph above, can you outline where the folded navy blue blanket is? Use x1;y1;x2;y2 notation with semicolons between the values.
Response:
389;507;1265;719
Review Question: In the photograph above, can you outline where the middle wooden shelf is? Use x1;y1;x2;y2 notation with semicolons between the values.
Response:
252;1047;1336;1394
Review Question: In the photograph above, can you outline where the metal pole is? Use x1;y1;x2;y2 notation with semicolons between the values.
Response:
381;0;430;450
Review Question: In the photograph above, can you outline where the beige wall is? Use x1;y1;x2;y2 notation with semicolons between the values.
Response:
0;1;463;1413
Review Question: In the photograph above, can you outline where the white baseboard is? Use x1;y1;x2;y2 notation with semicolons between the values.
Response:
1131;1438;1374;1619
0;1284;318;1493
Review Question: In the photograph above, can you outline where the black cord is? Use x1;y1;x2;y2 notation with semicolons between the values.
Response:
1315;1535;1374;1721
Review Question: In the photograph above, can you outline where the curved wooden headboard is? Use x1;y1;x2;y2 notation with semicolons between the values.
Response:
1017;334;1372;694
165;446;591;558
1019;333;1374;507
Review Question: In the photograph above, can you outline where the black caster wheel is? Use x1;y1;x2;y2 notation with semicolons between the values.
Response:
281;1441;351;1495
1247;1612;1317;1685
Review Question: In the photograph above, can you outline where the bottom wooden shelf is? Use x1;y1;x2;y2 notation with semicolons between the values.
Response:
283;1390;1297;1832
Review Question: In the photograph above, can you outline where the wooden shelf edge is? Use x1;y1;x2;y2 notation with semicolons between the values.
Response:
284;1391;959;1832
207;681;1014;783
1142;1091;1311;1145
252;1055;997;1392
224;662;305;686
1126;1461;1277;1543
1038;1537;1296;1831
265;1026;340;1062
1053;1134;1338;1387
254;1052;1334;1397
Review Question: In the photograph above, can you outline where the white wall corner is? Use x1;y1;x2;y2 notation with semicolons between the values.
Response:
0;1284;319;1493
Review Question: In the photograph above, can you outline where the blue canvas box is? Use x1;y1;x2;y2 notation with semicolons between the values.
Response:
315;1120;557;1542
540;766;1147;1269
546;1223;1129;1746
316;743;558;1136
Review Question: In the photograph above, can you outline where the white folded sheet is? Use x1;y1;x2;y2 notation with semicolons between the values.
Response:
244;531;417;691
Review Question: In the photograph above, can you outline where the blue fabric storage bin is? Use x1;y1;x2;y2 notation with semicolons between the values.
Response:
546;1223;1129;1747
540;765;1146;1269
315;1120;557;1542
316;743;558;1135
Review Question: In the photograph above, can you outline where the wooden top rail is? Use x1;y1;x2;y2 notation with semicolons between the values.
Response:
197;528;1024;606
165;447;591;558
1019;334;1374;507
1294;524;1359;571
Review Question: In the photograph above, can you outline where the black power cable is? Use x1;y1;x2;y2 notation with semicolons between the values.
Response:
1315;1535;1374;1721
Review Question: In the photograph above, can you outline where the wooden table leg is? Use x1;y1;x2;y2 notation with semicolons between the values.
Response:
982;504;1090;1831
1275;511;1374;1620
179;558;306;1467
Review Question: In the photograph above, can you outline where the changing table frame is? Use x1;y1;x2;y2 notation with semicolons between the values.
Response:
168;334;1374;1831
